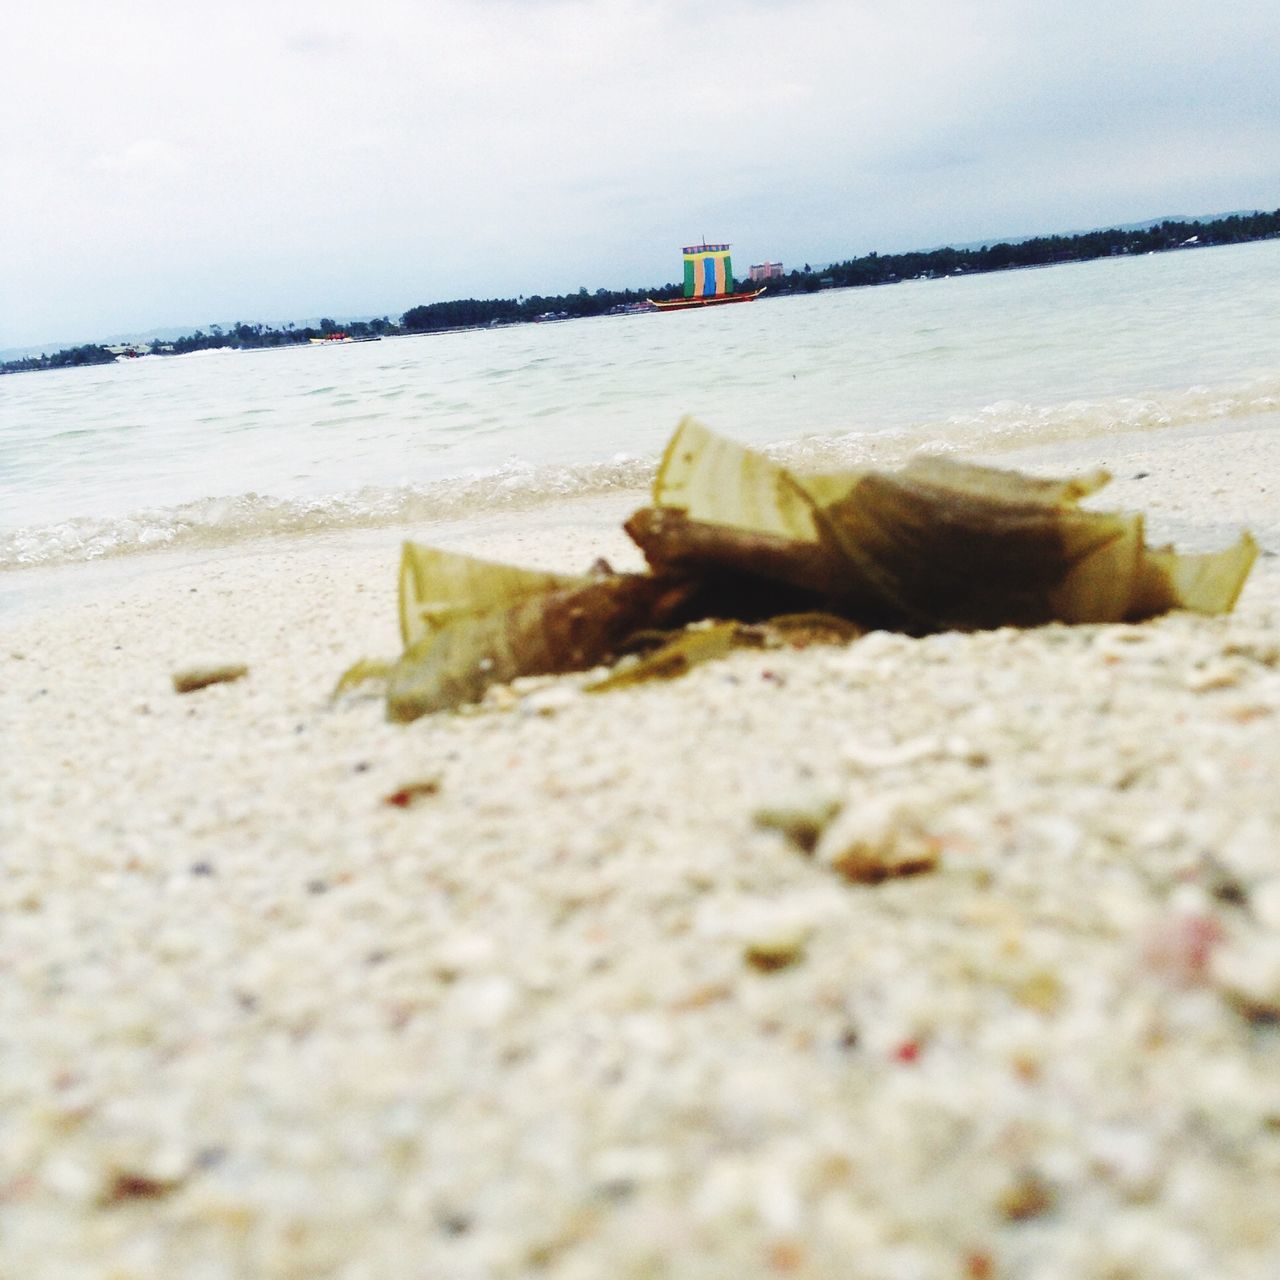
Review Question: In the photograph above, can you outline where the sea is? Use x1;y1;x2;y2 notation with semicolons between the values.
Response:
3;238;1279;607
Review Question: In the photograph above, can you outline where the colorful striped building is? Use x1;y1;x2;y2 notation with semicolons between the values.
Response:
682;243;734;299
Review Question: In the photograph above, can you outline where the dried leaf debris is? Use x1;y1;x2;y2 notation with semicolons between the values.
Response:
172;662;248;694
339;418;1257;721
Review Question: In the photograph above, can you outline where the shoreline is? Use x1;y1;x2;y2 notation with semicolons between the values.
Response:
4;418;1280;1276
0;488;652;627
7;406;1280;625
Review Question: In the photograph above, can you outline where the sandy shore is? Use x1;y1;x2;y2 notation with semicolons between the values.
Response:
5;420;1280;1279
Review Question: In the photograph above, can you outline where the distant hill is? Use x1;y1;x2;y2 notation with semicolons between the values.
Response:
0;339;81;363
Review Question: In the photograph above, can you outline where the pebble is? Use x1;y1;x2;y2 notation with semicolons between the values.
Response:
1250;878;1280;929
840;734;946;771
383;777;442;807
1185;661;1246;692
995;1169;1057;1221
840;733;986;772
1211;933;1280;1019
432;931;498;979
814;792;942;883
752;794;842;852
1141;901;1223;986
445;975;519;1027
520;685;580;716
744;931;808;973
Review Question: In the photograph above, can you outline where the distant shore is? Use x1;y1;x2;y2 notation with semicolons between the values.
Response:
7;208;1278;376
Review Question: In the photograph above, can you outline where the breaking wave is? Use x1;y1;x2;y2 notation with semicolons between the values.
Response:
4;373;1278;571
0;455;657;570
768;372;1280;471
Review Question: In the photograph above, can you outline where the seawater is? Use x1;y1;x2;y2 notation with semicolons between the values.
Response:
3;238;1279;573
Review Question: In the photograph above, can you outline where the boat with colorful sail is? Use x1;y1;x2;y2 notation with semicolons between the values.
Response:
649;243;766;311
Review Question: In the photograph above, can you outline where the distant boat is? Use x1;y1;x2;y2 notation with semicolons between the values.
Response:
308;332;381;345
649;243;766;311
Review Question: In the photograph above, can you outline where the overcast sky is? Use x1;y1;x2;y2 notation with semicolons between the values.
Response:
3;0;1277;349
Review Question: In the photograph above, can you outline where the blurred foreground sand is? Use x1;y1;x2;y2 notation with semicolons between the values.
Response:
4;421;1280;1279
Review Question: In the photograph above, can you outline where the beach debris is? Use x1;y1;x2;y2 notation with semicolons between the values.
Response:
99;1169;184;1206
1141;909;1223;987
398;543;591;652
814;793;942;883
1184;660;1247;692
386;567;694;722
840;732;968;772
996;1169;1057;1222
753;795;843;853
743;928;809;972
342;417;1258;720
332;658;394;698
383;777;442;808
1211;933;1280;1022
588;620;754;691
516;684;580;716
963;1250;996;1280
893;1039;923;1064
1221;636;1280;667
670;981;735;1011
639;418;1256;630
1202;854;1250;908
1013;970;1066;1014
172;662;248;693
587;613;858;693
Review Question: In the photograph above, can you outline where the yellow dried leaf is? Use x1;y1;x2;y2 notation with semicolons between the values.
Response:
386;572;693;722
399;542;587;649
343;419;1256;720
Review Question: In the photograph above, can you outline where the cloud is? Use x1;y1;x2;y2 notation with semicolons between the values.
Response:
88;138;190;177
1;0;1277;345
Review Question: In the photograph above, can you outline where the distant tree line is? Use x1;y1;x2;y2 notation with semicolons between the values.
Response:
399;284;674;333
396;210;1279;325
772;209;1280;294
0;316;397;374
1;343;120;372
5;209;1278;375
167;316;398;353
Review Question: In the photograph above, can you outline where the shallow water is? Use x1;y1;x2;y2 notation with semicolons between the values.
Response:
2;239;1279;572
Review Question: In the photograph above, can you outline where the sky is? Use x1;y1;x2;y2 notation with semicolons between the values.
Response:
2;0;1278;350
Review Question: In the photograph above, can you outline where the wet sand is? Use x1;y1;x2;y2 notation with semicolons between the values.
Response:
4;421;1280;1279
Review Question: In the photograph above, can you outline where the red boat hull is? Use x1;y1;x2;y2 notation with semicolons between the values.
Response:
647;288;766;312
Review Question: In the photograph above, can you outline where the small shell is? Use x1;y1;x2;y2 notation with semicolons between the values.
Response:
814;793;940;883
1185;661;1246;692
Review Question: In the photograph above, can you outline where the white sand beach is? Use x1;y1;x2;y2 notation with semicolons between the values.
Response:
5;420;1280;1279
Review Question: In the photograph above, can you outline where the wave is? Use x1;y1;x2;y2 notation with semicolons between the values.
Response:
930;373;1280;454
4;374;1278;571
766;372;1280;472
0;455;658;570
